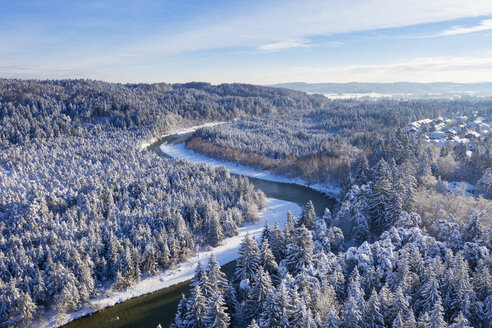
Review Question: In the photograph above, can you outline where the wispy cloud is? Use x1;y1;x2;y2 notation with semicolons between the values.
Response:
133;0;492;56
2;0;492;82
440;18;492;35
251;56;492;84
257;40;311;52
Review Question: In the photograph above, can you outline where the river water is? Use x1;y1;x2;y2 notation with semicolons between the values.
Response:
63;131;337;328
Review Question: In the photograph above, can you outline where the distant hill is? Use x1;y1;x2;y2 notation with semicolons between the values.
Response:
270;82;492;97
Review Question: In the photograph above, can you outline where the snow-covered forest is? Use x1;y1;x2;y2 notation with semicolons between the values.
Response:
0;79;325;326
175;98;491;328
172;186;492;328
189;99;491;190
0;78;491;328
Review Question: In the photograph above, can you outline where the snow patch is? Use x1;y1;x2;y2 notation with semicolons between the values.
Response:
447;181;477;197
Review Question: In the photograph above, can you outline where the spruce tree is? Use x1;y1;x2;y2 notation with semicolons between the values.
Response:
449;312;472;328
393;311;406;328
259;281;294;328
205;255;228;296
259;238;278;277
322;208;333;228
245;267;273;320
418;272;441;316
300;200;316;230
224;283;244;327
355;155;370;184
268;221;285;263
389;287;411;326
483;293;492;328
363;289;385;328
235;233;260;283
171;294;189;328
322;307;340;328
185;284;207;328
368;159;393;234
18;292;36;326
342;295;362;328
425;296;447;328
463;210;483;243
347;268;365;306
352;210;369;245
380;285;394;325
284;225;314;275
204;293;230;328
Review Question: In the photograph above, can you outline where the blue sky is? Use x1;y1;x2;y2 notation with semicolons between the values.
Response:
1;0;492;84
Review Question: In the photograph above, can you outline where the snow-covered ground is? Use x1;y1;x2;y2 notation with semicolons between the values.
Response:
46;198;301;328
139;121;227;150
160;142;341;197
446;181;477;197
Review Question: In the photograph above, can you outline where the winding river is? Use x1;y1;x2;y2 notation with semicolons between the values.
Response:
63;130;337;328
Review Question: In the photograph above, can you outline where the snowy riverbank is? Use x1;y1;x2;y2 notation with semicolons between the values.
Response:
139;121;227;150
44;121;330;327
46;198;301;328
160;141;342;197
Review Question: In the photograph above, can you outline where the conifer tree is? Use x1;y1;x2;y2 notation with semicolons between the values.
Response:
245;267;273;320
259;238;278;277
347;268;364;305
368;159;393;234
418;312;431;328
380;285;395;325
268;221;285;262
425;296;447;328
209;213;225;247
19;291;36;326
393;311;406;328
328;262;346;300
284;225;314;275
300;200;316;230
225;283;244;327
473;260;491;303
322;307;340;328
185;284;207;328
259;281;293;328
171;294;189;328
322;208;333;228
191;262;205;289
283;211;298;246
389;287;411;325
449;312;472;328
363;289;385;328
342;295;362;328
418;272;441;316
355;155;370;184
260;220;270;244
296;266;320;309
205;255;228;296
204;293;230;328
353;210;369;244
483;293;492;328
463;210;483;243
235;233;260;283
